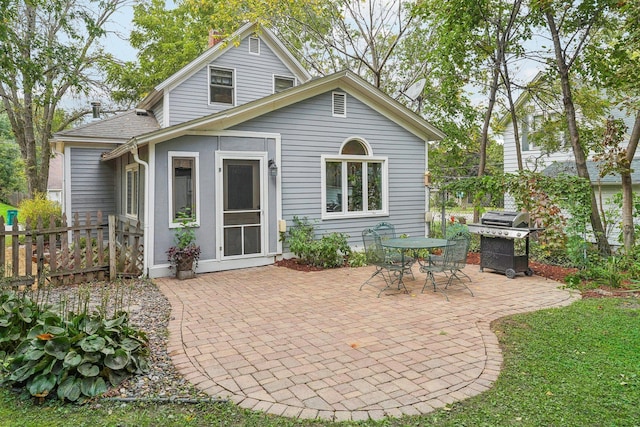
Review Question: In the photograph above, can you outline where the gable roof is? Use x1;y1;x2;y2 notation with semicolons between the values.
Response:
543;160;640;184
497;71;546;128
103;70;445;161
138;23;312;110
51;109;159;145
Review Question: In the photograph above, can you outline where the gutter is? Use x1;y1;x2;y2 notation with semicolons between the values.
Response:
131;140;150;278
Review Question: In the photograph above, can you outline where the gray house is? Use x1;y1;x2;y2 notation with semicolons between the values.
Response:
51;23;444;278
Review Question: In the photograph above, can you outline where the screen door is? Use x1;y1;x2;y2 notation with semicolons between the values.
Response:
222;158;263;257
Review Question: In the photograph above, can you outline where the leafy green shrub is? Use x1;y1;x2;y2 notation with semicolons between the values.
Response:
0;289;149;402
0;290;41;356
564;255;629;289
286;216;351;268
17;193;63;227
347;250;367;267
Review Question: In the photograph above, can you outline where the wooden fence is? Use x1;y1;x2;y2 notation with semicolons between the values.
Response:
1;212;144;287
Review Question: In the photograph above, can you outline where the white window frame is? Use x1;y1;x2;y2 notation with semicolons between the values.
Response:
321;154;389;219
332;92;347;117
125;163;139;219
273;75;296;93
249;36;260;54
208;66;235;106
168;151;200;228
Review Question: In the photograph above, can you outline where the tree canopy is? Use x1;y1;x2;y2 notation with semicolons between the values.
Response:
0;0;126;196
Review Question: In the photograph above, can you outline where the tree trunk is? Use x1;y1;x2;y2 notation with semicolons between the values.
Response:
501;63;523;170
545;10;611;256
621;112;640;250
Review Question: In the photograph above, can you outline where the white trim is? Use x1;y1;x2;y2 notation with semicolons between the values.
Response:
163;91;170;127
63;145;72;226
103;71;445;161
215;151;268;260
168;151;200;228
125;163;139;219
249;36;260;54
147;143;156;271
208;66;236;106
273;75;296;93
153;23;311;94
148;255;275;278
320;154;389;220
332;91;347;117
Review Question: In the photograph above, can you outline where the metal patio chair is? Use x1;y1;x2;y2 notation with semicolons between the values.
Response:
373;222;415;280
418;232;473;301
360;228;408;297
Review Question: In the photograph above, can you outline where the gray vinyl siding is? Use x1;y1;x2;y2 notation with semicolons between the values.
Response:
168;36;296;126
232;90;427;248
69;147;116;221
151;100;164;128
153;135;277;264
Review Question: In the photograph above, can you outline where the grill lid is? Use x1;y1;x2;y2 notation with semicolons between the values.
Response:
481;211;529;228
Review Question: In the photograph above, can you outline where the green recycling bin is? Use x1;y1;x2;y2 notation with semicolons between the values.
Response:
6;210;18;226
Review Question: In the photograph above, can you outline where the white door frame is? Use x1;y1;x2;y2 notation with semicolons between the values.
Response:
215;151;268;260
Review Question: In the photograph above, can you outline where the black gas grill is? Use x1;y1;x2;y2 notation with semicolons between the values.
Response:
467;211;541;279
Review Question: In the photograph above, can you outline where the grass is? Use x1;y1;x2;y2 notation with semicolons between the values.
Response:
1;298;639;426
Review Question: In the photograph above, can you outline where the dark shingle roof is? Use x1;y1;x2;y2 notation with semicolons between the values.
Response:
54;110;159;141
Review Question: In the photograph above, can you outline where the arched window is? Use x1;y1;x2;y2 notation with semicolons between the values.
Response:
341;139;368;155
322;138;387;218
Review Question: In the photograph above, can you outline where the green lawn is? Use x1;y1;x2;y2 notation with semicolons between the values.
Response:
1;298;638;426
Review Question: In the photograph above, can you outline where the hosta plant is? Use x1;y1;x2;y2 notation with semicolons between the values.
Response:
0;290;149;402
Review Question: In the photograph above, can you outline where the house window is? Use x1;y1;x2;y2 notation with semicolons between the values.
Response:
274;76;295;93
249;36;260;54
209;66;234;105
322;138;387;217
169;151;199;225
332;92;347;117
125;164;139;218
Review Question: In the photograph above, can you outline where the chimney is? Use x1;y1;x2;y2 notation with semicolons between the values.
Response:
91;101;101;120
208;29;222;48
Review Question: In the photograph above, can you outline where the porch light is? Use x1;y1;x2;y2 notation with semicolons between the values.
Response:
268;159;278;177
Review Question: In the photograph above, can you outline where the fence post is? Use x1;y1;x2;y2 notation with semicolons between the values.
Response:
109;215;116;280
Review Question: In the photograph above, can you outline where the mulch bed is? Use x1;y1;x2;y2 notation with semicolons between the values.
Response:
276;253;640;299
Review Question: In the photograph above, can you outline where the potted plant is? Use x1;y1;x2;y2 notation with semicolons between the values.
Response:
166;219;201;280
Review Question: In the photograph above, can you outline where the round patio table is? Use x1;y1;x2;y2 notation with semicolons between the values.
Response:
380;237;451;289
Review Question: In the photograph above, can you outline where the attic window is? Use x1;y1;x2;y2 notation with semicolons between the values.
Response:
209;66;234;105
274;76;295;93
332;92;346;117
249;36;260;54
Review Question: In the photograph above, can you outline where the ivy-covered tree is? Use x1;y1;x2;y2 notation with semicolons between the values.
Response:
581;0;640;251
530;0;623;255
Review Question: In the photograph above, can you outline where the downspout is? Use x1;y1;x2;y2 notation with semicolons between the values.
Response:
131;140;150;277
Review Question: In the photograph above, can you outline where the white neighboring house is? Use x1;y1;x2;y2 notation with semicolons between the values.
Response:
498;81;639;244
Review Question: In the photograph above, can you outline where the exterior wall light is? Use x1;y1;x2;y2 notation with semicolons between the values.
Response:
268;159;278;177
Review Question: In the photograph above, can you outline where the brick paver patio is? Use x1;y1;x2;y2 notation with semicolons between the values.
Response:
155;264;579;422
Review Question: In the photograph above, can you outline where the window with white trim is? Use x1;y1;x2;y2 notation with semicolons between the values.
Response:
169;152;199;224
274;75;295;93
323;139;387;217
249;36;260;54
125;164;139;218
209;66;234;105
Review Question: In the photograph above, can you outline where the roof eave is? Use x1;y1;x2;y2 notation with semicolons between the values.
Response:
103;71;445;160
